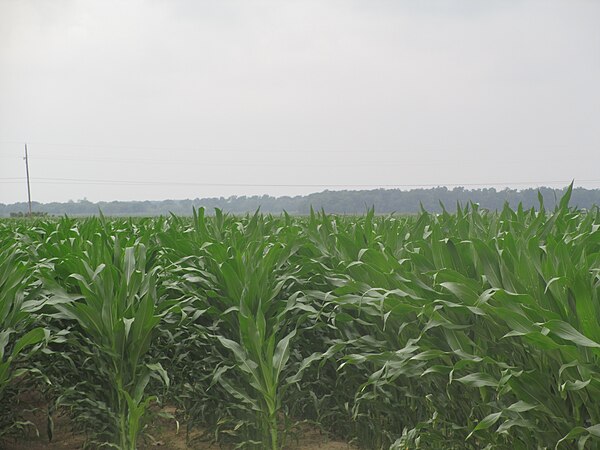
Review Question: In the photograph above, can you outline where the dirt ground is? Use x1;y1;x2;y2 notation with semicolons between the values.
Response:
1;397;354;450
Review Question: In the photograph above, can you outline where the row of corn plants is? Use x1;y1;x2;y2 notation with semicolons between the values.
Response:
0;223;49;438
0;186;599;449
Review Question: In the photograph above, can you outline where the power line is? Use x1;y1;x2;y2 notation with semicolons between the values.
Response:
0;176;596;188
0;140;597;155
1;152;596;169
4;155;552;168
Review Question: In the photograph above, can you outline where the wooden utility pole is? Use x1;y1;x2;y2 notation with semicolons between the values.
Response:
24;143;32;216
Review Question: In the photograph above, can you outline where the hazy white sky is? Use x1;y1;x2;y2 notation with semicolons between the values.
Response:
1;0;599;203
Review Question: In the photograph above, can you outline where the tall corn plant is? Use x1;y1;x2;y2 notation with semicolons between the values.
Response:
160;209;310;449
4;193;599;450
0;234;48;437
42;233;169;449
302;189;600;449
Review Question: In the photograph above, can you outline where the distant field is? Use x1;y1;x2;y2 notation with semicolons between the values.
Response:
1;188;599;449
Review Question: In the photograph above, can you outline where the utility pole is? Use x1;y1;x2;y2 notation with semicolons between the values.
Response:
24;143;32;216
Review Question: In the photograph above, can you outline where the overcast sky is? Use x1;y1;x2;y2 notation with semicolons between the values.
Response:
1;0;599;203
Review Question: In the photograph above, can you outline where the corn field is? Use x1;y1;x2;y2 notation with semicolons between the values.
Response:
1;186;600;449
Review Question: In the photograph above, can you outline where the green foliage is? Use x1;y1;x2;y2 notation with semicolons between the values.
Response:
0;228;48;437
33;218;171;449
1;188;599;449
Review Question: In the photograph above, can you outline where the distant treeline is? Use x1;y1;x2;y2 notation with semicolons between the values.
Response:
1;186;599;217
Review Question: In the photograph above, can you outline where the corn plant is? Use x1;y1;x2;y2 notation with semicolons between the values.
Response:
1;186;599;450
0;235;48;438
159;209;316;449
299;186;600;449
40;225;170;450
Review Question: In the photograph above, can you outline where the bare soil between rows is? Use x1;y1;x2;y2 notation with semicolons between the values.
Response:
1;393;354;450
